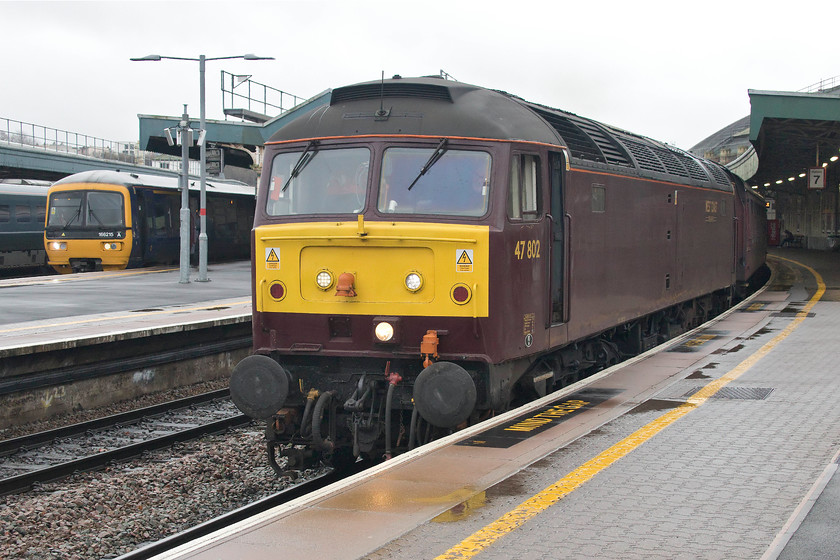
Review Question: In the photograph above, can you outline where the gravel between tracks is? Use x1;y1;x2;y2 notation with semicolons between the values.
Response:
0;381;324;560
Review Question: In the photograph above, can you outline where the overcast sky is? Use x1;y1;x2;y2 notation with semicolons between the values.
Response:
3;0;838;151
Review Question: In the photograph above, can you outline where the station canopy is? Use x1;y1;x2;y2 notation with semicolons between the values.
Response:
748;88;840;190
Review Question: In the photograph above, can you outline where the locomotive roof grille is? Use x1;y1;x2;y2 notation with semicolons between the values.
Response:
681;153;715;182
530;107;632;167
330;83;454;105
651;146;690;177
704;161;734;187
619;138;667;174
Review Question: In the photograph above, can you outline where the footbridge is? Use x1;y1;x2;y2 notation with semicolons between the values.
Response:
0;90;330;183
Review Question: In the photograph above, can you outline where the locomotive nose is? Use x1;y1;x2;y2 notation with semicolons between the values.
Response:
230;355;292;420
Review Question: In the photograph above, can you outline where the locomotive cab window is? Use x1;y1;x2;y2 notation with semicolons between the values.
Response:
377;147;491;217
509;154;540;220
266;147;370;216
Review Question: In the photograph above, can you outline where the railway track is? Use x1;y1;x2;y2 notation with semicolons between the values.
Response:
113;466;352;560
0;389;250;495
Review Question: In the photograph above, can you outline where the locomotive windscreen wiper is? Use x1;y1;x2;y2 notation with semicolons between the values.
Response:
281;140;320;192
63;208;81;229
407;138;448;191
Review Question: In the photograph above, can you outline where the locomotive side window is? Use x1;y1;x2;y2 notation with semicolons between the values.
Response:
508;154;540;220
266;147;370;216
378;148;491;217
0;205;8;223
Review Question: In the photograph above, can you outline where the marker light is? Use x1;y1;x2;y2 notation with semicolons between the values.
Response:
269;281;286;300
450;284;472;305
315;270;334;290
50;241;67;251
102;242;122;250
375;321;395;342
405;272;423;292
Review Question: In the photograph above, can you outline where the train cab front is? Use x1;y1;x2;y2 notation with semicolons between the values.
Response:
230;136;499;469
45;183;134;273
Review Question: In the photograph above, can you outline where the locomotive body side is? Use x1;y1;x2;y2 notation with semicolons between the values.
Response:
560;167;735;344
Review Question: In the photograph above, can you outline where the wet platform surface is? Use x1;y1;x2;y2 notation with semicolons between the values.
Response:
0;262;251;354
143;248;840;560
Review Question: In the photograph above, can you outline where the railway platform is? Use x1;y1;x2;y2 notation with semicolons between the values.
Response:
0;261;252;426
143;248;840;560
0;259;251;356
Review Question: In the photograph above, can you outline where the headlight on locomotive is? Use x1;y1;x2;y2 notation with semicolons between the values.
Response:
375;321;395;342
102;242;122;251
373;317;400;344
315;269;334;290
404;271;423;292
50;241;67;251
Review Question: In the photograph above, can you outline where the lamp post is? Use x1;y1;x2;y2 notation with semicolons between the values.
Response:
131;53;274;281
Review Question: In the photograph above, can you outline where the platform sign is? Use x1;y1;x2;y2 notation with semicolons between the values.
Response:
808;167;825;190
206;147;222;176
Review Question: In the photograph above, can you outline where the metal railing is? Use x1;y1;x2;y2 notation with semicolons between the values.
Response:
0;117;200;174
798;75;840;94
221;70;304;120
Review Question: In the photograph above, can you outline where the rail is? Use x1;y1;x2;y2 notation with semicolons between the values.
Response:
0;116;200;174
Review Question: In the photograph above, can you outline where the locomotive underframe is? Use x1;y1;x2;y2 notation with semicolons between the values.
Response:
262;285;734;470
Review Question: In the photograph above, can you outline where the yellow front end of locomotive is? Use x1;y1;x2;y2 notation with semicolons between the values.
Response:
255;219;490;317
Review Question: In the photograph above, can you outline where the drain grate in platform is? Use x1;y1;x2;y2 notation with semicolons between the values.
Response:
681;386;775;400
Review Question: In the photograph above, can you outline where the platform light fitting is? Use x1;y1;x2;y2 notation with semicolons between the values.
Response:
164;128;175;147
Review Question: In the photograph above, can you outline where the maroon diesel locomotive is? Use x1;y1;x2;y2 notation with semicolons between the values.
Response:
230;76;767;470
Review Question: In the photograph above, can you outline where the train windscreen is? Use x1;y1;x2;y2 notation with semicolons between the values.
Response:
47;190;125;228
378;148;491;217
266;147;370;216
47;191;84;228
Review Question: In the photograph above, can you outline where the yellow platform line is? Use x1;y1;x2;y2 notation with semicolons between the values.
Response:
436;256;824;560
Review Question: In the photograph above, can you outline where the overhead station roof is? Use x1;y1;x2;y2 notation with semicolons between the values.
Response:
748;88;840;188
